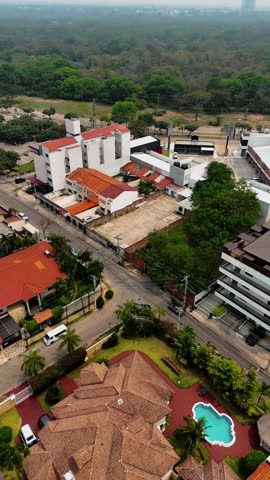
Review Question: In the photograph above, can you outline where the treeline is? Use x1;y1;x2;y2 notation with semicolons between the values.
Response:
0;115;66;145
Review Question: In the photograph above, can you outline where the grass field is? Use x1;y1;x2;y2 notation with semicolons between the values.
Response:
19;160;34;174
15;96;111;118
14;95;270;129
0;407;21;445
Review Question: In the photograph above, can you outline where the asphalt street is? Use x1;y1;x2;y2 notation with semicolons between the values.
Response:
0;181;270;394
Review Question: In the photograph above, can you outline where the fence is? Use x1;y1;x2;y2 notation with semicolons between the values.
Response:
0;385;33;413
15;385;33;405
64;287;101;318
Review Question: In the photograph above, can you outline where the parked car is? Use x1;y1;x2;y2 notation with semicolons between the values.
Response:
168;302;184;316
18;212;29;221
38;414;52;429
136;303;152;310
20;424;38;448
82;216;93;223
71;247;78;257
15;177;25;184
173;152;178;159
25;186;35;194
198;387;208;397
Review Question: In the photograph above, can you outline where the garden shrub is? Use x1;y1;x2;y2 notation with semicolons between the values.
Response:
51;306;64;322
96;296;105;309
57;348;87;374
30;365;63;395
45;385;62;406
0;426;12;444
102;333;118;350
96;357;109;367
105;289;114;300
211;305;227;317
25;319;39;336
29;348;86;394
242;450;267;476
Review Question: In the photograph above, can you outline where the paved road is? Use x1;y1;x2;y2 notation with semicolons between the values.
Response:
0;182;270;393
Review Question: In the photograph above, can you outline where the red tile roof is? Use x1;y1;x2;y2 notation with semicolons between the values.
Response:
147;172;160;182
4;216;20;224
156;177;173;189
40;137;77;152
101;184;137;199
34;309;53;324
247;463;270;480
0;242;67;309
82;124;129;141
66;200;98;216
121;162;139;174
67;168;137;200
136;167;151;178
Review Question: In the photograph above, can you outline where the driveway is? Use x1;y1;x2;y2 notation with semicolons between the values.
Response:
16;397;46;434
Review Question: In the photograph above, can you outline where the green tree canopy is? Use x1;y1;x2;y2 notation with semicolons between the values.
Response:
58;327;81;353
20;349;45;377
111;101;137;124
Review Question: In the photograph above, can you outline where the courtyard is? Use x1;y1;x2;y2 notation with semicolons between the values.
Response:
93;195;181;249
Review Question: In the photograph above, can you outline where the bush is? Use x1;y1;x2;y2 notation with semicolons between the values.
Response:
102;333;119;349
29;348;86;394
24;319;39;336
96;296;105;309
0;426;12;444
57;347;87;374
105;290;114;300
45;384;62;406
30;365;63;395
211;305;227;318
51;306;64;322
243;450;267;476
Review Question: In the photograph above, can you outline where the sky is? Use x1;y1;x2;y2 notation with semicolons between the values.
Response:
0;0;269;7
0;0;268;6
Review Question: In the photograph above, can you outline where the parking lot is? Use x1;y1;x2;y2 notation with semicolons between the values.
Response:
94;196;181;249
227;156;256;181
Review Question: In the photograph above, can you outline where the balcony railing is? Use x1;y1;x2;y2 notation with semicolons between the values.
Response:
221;262;270;296
218;276;270;313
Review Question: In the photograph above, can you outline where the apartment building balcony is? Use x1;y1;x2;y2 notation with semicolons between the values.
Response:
220;262;270;297
216;287;270;331
218;275;270;313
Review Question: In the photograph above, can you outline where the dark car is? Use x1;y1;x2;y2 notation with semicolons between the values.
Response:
245;326;265;346
168;302;184;316
38;414;52;429
25;186;35;194
198;387;208;397
15;177;25;184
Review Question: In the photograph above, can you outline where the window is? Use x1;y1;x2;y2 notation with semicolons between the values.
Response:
99;147;104;165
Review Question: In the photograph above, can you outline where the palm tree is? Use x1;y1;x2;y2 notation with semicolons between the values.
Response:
115;300;138;323
77;249;93;266
48;233;70;260
257;382;270;404
174;326;196;366
20;349;45;377
153;304;167;321
175;415;207;461
58;328;81;353
0;443;28;472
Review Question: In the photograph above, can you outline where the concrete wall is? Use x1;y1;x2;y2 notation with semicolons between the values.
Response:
48;150;66;191
68;145;83;172
34;153;48;184
0;396;16;416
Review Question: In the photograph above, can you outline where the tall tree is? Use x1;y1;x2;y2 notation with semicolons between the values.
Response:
174;326;196;366
48;233;70;260
58;328;81;353
20;349;45;377
0;443;28;472
174;415;207;461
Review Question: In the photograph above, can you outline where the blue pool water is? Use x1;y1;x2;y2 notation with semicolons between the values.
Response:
192;402;236;447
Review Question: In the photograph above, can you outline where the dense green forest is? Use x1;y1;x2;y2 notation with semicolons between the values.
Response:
1;5;270;113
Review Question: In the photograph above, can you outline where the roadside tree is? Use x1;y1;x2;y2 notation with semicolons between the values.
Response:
58;327;81;353
20;349;45;377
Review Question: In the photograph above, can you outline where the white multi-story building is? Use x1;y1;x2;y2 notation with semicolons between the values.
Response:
239;131;270;157
216;224;270;333
30;120;131;192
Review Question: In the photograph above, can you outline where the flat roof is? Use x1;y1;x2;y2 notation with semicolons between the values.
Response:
251;187;270;205
244;230;270;263
252;145;270;170
130;136;158;148
131;153;171;174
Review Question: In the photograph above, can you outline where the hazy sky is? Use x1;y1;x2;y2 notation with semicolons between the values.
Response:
0;0;268;7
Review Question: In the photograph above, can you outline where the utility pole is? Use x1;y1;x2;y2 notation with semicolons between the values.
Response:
182;275;189;309
156;93;160;115
93;275;97;310
90;98;96;128
114;234;123;264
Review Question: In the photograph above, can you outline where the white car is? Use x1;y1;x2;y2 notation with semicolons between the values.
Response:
20;424;38;448
18;212;29;221
173;152;178;159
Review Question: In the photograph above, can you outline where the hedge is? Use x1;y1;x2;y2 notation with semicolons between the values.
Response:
45;385;62;406
102;333;118;350
30;347;86;395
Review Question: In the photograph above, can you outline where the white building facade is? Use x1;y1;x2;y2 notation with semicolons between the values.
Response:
31;121;131;192
216;224;270;334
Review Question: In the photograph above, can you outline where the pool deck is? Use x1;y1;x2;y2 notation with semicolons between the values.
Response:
110;351;259;463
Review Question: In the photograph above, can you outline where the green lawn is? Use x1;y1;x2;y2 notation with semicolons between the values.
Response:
38;384;66;413
19;160;34;174
83;336;199;388
0;407;21;445
225;457;246;480
15;96;111;119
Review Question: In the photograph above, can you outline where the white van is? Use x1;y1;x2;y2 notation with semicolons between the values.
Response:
43;324;67;346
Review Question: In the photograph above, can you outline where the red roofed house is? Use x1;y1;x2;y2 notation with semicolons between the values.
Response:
247;459;270;480
67;168;140;214
30;119;130;192
0;241;67;321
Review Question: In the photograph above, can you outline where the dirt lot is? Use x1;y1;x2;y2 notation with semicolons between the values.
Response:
94;196;181;249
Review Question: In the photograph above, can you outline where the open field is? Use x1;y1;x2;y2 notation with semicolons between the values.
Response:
13;96;270;129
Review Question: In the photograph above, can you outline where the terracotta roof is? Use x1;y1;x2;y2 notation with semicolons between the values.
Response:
4;216;21;224
40;137;77;152
67;168;137;199
136;167;151;178
82;124;129;141
147;172;160;182
121;162;140;174
247;462;270;480
156;177;173;189
100;183;137;200
24;352;178;480
0;208;7;215
33;309;53;325
66;200;98;216
0;242;67;309
176;456;239;480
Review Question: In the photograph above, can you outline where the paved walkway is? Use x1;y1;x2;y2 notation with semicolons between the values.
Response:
110;351;259;463
58;376;77;396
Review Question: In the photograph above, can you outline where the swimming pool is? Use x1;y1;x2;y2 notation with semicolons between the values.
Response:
192;402;236;447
